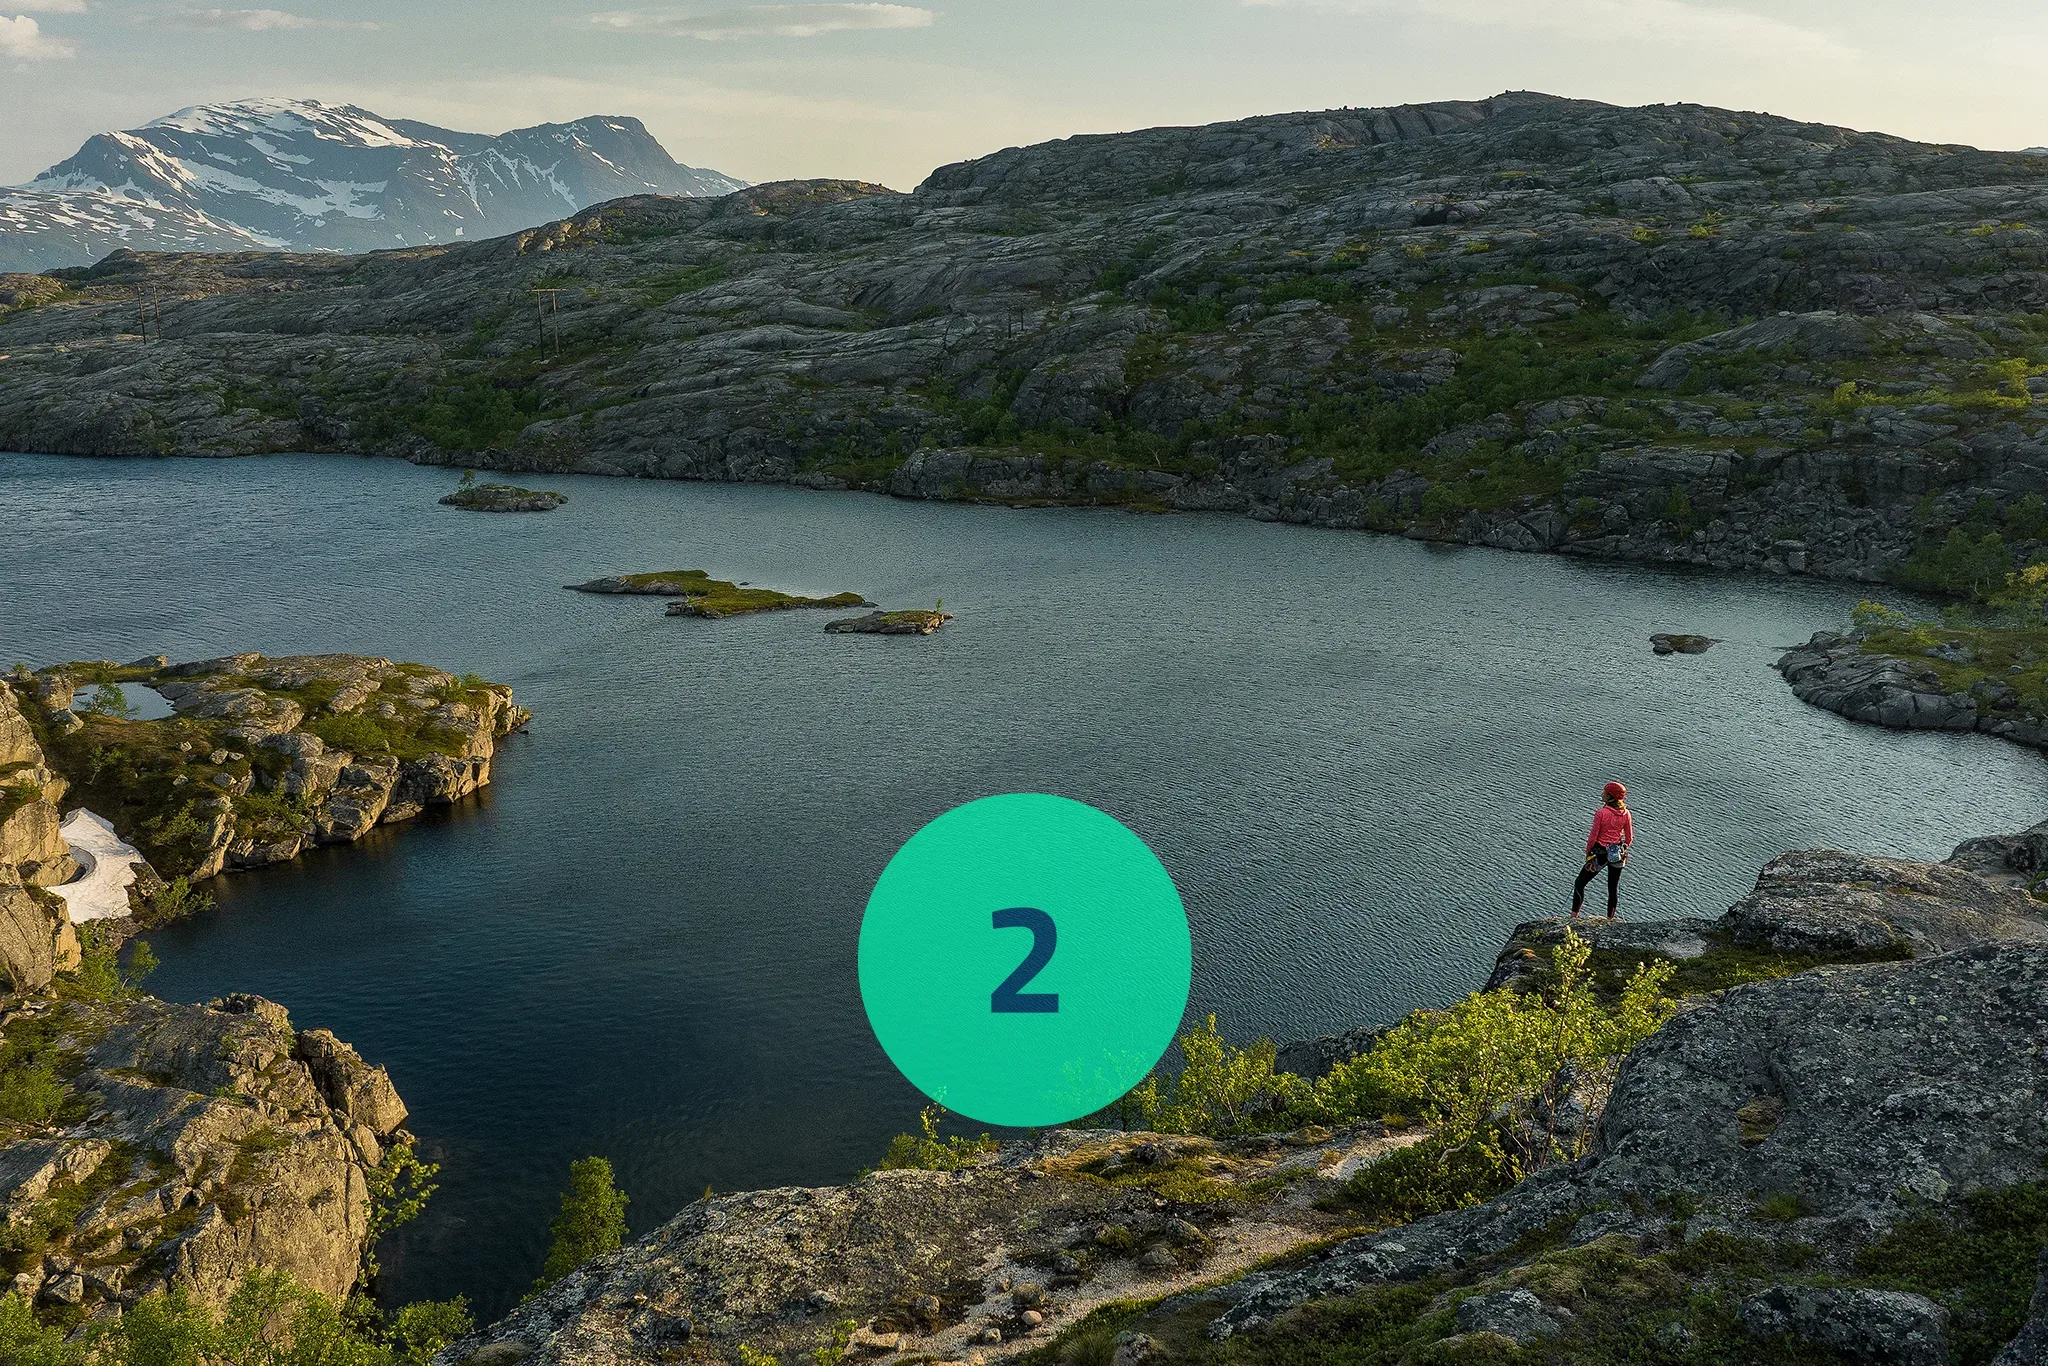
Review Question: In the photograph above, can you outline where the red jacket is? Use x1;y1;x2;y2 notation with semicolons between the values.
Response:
1587;804;1633;854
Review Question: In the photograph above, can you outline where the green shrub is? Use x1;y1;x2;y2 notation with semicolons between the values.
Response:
142;876;214;926
1116;1016;1309;1137
1853;1177;2048;1365
1900;529;2015;599
873;1104;998;1171
1304;931;1674;1219
0;1054;66;1126
56;926;153;1003
534;1156;630;1291
364;1142;440;1280
308;711;394;757
387;1297;473;1365
77;683;137;720
1851;599;1912;633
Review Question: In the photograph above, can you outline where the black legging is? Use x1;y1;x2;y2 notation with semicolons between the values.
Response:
1573;851;1623;916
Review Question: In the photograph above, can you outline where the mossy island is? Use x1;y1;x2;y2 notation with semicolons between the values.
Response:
568;570;868;619
826;608;953;635
1781;599;2048;752
1651;633;1717;655
440;473;566;512
7;652;528;899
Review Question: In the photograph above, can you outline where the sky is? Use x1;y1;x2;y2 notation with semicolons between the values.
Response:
4;0;2048;189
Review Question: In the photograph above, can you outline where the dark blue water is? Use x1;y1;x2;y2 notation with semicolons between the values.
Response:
3;451;2042;1317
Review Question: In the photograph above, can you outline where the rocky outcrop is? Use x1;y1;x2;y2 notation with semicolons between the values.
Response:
824;609;952;635
0;884;80;992
1212;941;2048;1341
0;991;407;1313
443;835;2048;1366
441;483;567;512
1740;1286;1949;1366
3;95;2046;589
1650;633;1715;655
436;1126;1419;1366
567;575;712;595
0;681;78;888
26;654;529;891
1779;630;2048;750
571;570;869;617
1487;846;2048;995
1722;846;2048;956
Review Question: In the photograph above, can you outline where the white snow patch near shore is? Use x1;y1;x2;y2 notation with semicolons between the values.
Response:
49;810;144;923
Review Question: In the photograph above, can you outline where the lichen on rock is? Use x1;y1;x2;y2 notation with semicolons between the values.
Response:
0;989;408;1315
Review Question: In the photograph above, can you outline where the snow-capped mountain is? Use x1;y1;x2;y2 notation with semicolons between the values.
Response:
0;98;746;273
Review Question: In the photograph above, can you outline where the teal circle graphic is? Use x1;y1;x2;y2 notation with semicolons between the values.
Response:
858;793;1193;1128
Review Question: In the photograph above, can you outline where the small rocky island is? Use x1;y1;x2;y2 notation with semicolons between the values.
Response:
1651;632;1716;655
441;480;566;512
826;607;953;635
8;653;527;897
1779;604;2048;751
569;570;868;618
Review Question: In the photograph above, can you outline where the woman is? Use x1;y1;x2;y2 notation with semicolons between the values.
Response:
1572;781;1633;919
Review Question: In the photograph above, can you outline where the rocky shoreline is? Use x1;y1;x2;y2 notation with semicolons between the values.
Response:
2;94;2046;596
435;829;2048;1366
1;652;448;1328
1778;622;2048;757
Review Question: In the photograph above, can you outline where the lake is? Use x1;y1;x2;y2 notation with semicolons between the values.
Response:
3;450;2042;1318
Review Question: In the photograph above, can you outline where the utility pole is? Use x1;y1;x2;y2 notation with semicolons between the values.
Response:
531;288;563;358
137;287;163;343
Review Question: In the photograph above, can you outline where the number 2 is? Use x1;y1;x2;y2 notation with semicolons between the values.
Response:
991;907;1059;1013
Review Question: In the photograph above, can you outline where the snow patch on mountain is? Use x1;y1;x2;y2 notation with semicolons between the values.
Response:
0;97;746;272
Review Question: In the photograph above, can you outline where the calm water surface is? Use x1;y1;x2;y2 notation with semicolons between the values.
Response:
3;452;2042;1316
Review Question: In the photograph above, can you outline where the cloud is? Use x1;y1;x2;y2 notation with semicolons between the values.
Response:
1242;0;1846;58
0;14;75;59
142;7;380;29
586;3;935;41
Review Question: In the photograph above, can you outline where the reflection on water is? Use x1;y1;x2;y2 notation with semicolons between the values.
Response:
3;451;2042;1317
71;682;178;721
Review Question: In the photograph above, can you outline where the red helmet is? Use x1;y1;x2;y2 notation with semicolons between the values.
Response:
1603;782;1627;801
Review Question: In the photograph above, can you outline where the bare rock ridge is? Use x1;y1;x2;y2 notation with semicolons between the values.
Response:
3;93;2048;591
437;828;2048;1366
0;989;408;1315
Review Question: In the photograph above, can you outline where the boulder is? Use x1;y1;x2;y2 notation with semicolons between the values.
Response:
0;883;81;990
1722;848;2048;957
1740;1286;1948;1365
293;1028;408;1134
1455;1288;1572;1345
0;681;41;766
1650;633;1717;655
0;795;78;887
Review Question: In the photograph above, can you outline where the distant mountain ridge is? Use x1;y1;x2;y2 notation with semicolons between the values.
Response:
0;98;746;272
